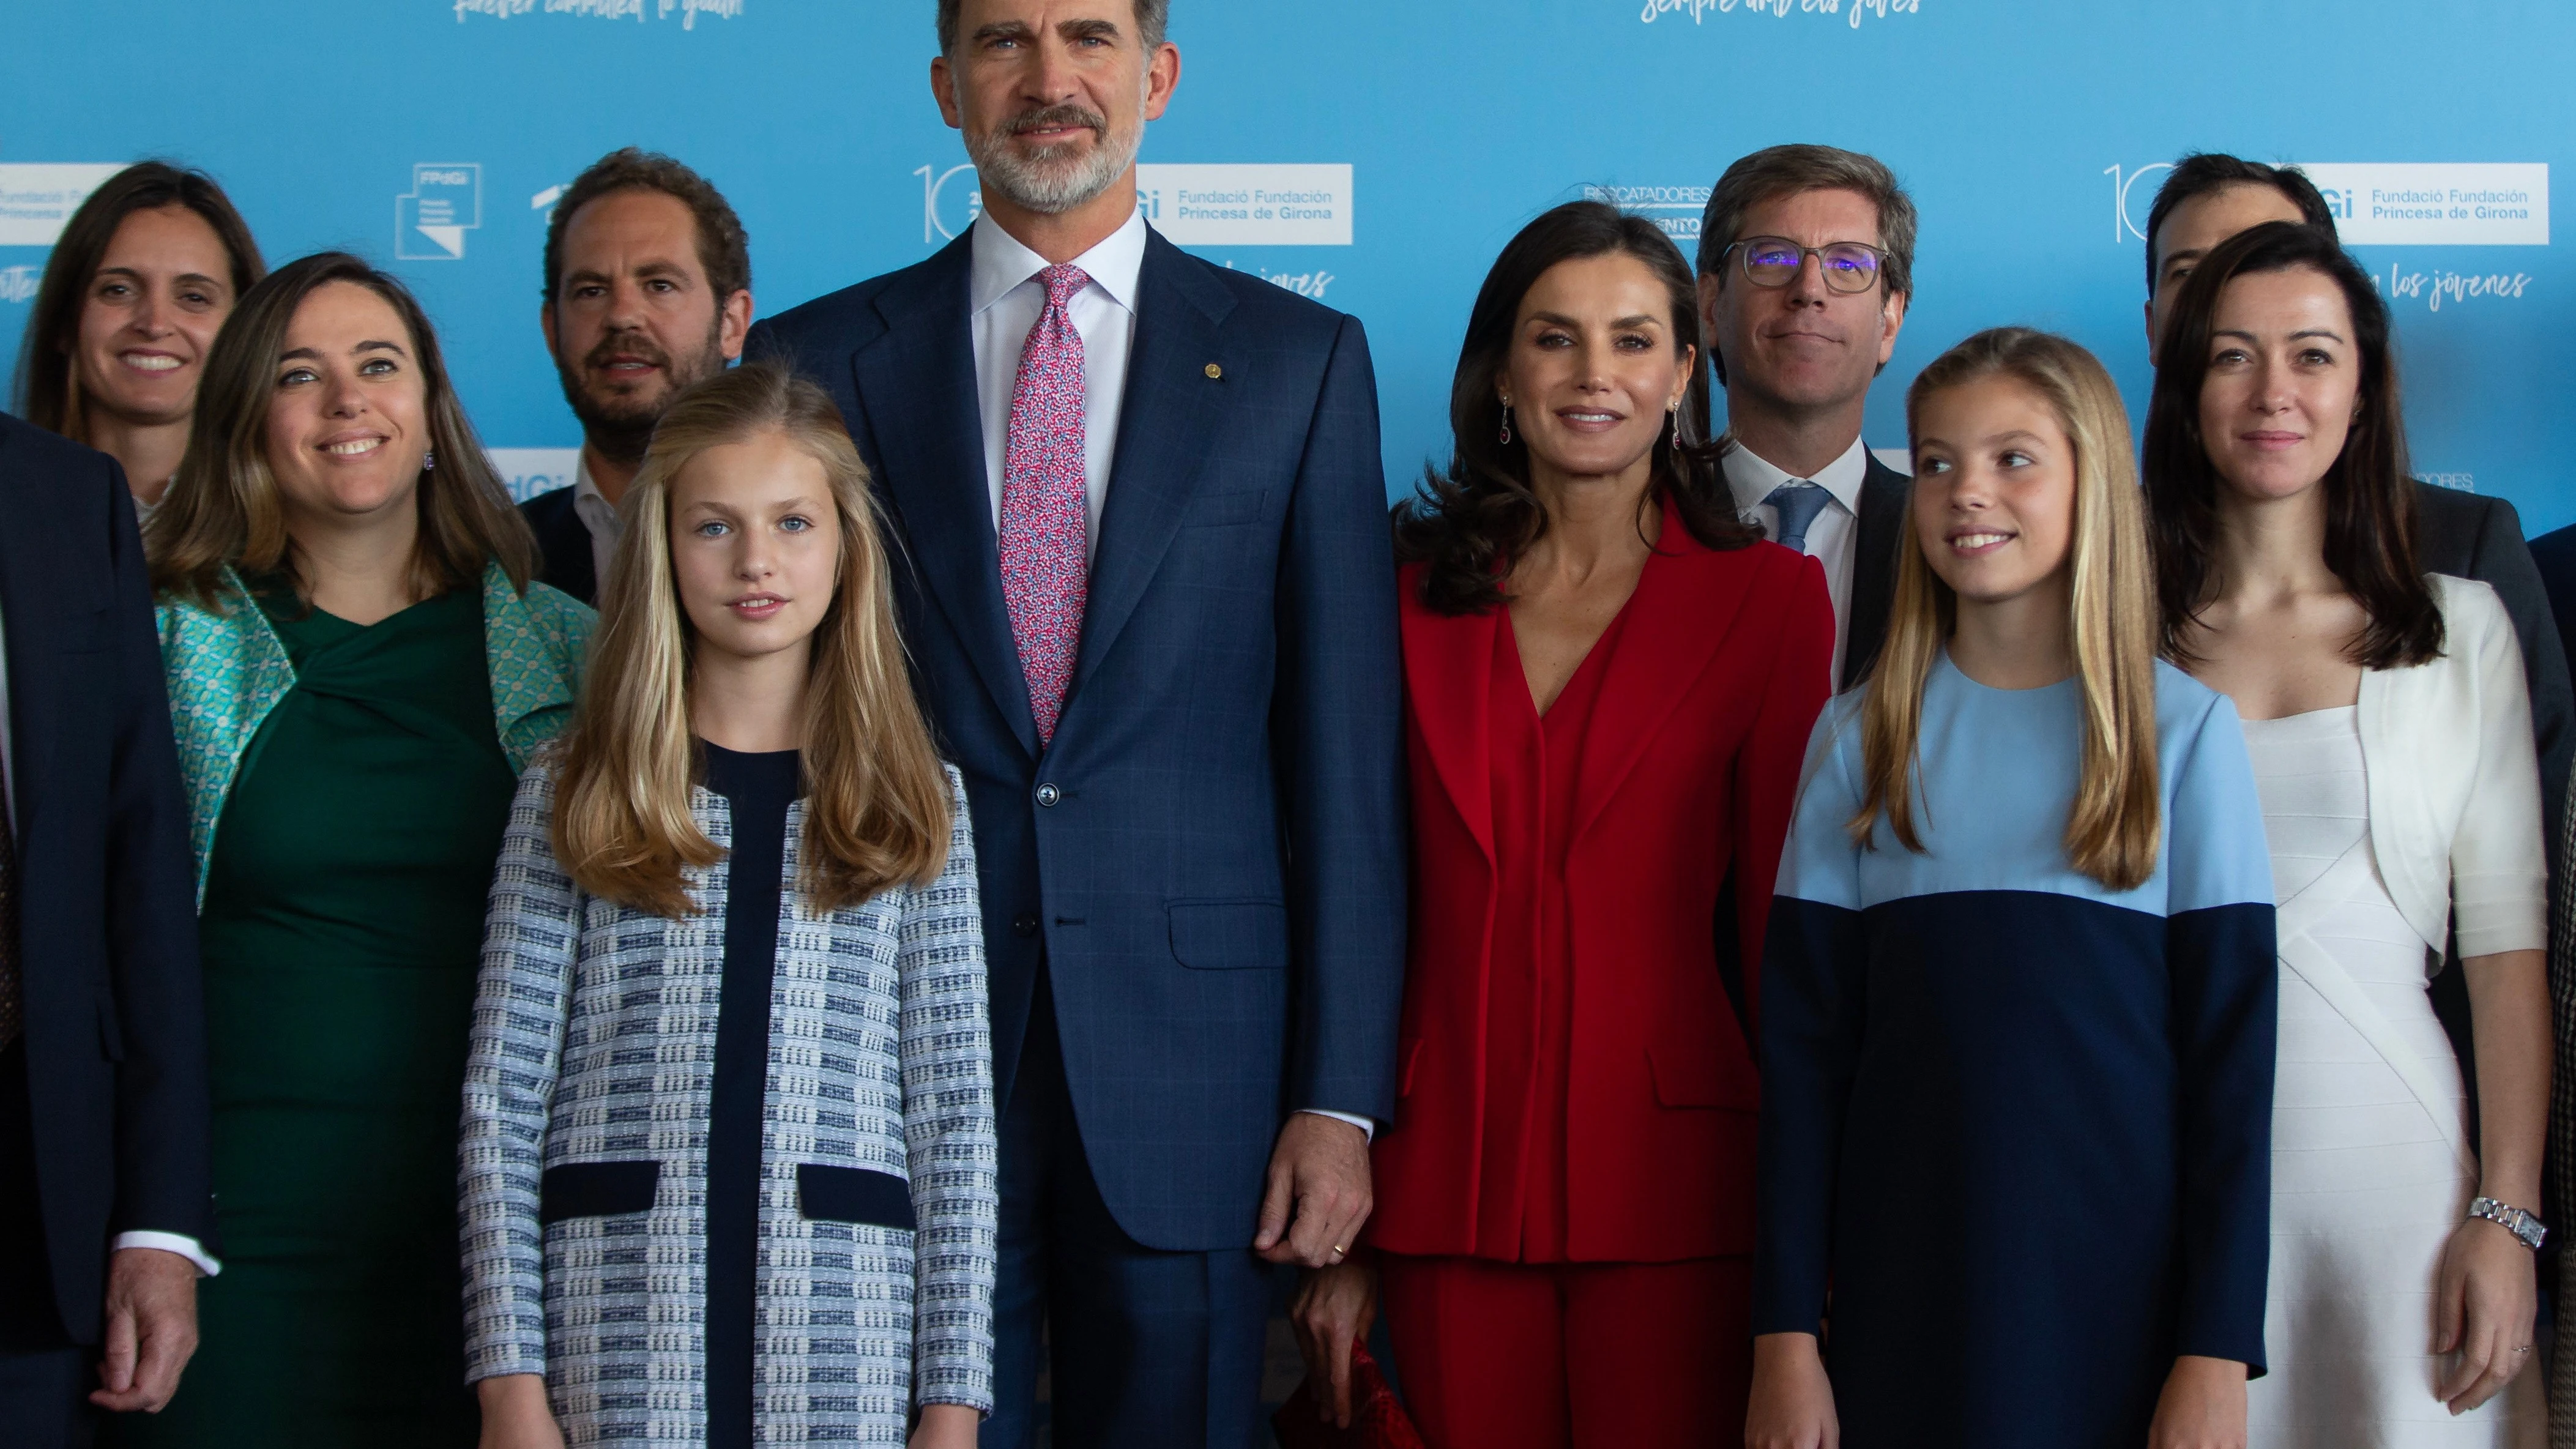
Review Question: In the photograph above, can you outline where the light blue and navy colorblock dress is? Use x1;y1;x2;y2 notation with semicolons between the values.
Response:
1754;655;2279;1448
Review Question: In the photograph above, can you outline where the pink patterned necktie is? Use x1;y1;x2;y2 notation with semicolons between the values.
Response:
999;263;1092;743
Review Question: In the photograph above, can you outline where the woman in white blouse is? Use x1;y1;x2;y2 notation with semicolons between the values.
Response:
2143;219;2550;1448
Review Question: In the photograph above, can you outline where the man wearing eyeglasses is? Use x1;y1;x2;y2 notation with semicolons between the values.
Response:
1696;144;1916;689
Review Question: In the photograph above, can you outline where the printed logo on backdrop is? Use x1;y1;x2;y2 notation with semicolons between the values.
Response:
452;0;740;27
1582;184;1710;245
0;163;127;247
2104;162;2544;313
1;267;40;305
489;449;579;504
920;163;1355;248
398;163;483;261
1640;0;1920;28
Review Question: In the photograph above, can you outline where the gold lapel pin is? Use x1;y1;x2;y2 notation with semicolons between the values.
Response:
1204;362;1224;380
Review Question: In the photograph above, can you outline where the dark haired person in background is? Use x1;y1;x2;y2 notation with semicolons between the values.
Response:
119;254;590;1446
2142;154;2569;819
521;147;753;604
750;2;1405;1443
12;162;264;515
2143;220;2549;1442
1695;143;1916;691
2142;161;2575;1439
1293;200;1831;1445
0;412;208;1447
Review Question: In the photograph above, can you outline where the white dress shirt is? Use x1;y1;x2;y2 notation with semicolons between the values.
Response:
1;589;220;1277
571;454;622;592
1724;434;1871;686
964;210;1373;1140
969;209;1147;557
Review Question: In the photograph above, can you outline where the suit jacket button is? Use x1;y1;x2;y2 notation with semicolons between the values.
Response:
1013;914;1040;937
1035;783;1062;807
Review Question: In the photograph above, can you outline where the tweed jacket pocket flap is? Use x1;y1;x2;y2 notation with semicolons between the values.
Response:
797;1164;917;1230
539;1161;660;1224
1167;899;1290;970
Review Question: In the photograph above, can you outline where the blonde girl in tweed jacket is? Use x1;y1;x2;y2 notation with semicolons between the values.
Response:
460;363;995;1448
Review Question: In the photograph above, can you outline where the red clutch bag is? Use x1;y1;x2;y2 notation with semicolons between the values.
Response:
1271;1341;1427;1449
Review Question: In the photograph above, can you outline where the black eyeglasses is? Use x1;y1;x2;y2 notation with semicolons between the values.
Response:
1724;236;1888;294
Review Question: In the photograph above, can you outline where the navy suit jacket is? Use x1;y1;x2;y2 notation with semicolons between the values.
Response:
748;230;1407;1251
0;414;206;1343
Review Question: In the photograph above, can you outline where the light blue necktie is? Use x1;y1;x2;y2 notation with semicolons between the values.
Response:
1763;480;1832;554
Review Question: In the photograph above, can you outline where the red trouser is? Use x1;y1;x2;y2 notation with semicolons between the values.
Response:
1377;1253;1752;1449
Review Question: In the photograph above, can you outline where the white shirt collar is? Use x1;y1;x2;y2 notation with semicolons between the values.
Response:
571;453;619;533
1721;433;1871;516
970;207;1149;319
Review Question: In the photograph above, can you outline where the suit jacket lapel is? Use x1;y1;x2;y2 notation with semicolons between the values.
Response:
1400;583;1498;864
1570;504;1759;843
854;237;1040;758
1065;233;1235;715
1841;453;1911;691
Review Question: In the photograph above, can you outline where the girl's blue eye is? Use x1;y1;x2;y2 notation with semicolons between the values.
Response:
696;520;729;538
780;516;811;533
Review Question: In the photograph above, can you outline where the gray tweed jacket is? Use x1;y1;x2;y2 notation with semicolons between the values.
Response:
459;762;996;1443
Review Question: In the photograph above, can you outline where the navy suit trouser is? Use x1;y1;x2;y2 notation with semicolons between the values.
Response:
1;1043;99;1448
981;966;1271;1449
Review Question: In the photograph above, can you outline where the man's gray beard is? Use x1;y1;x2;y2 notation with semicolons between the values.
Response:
969;120;1141;215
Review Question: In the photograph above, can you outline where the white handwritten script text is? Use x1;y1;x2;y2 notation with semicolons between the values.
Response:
2376;260;2535;313
1641;0;1921;28
454;0;741;27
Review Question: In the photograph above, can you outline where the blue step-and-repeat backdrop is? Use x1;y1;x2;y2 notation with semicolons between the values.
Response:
4;1;2568;526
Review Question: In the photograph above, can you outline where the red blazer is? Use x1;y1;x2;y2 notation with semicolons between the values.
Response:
1369;513;1833;1262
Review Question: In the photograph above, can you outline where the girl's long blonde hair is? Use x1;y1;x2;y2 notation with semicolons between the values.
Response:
551;362;952;918
1850;327;2162;892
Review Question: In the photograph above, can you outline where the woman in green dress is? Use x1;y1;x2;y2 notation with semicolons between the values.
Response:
122;252;592;1447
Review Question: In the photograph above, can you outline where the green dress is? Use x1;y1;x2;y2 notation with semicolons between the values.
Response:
116;583;517;1447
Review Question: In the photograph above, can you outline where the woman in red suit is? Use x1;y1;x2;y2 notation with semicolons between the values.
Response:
1292;201;1834;1446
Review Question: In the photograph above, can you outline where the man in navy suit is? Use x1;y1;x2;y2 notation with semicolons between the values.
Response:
0;414;209;1447
750;4;1405;1444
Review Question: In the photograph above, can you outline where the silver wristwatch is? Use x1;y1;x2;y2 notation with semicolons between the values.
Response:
2468;1196;2548;1251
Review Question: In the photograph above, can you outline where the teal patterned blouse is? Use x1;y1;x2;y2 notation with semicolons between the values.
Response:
155;561;594;903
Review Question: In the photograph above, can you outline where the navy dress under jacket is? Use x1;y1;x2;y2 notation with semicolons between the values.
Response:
1754;655;2279;1448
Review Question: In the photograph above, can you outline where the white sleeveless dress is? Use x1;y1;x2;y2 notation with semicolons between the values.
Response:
2241;707;2539;1447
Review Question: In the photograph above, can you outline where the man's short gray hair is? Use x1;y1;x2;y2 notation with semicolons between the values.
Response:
1695;144;1918;303
937;0;1169;54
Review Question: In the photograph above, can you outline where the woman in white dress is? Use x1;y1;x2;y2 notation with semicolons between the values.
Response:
2142;219;2552;1447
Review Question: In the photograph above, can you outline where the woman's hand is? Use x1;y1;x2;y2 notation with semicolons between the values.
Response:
2433;1215;2539;1413
1289;1256;1380;1429
909;1403;981;1449
2145;1355;2245;1449
475;1374;565;1449
1746;1332;1837;1449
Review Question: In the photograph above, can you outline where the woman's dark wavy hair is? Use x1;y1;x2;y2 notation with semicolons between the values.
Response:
2143;220;2440;669
1393;200;1756;614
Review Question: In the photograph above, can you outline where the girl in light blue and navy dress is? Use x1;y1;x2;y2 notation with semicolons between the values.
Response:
1745;329;2280;1449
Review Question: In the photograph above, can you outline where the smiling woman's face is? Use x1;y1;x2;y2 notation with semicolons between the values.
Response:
261;281;430;528
73;205;237;433
1498;251;1694;485
1910;373;2077;608
2197;265;2362;505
